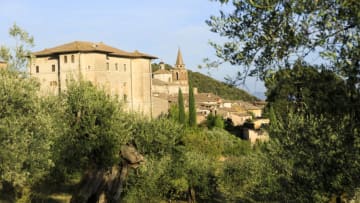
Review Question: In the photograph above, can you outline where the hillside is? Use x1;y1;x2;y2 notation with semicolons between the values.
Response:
188;71;259;102
152;63;259;102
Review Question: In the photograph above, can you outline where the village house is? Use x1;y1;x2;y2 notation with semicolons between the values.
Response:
243;127;269;144
151;49;190;117
29;41;157;116
152;49;189;95
242;117;270;144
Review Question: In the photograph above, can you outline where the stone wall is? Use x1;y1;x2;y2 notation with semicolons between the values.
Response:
30;52;153;117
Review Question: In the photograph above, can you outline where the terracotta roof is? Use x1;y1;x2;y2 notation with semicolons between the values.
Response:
167;92;223;104
33;41;157;59
153;69;172;75
217;108;251;117
131;50;158;59
195;93;222;103
152;78;168;85
239;101;261;110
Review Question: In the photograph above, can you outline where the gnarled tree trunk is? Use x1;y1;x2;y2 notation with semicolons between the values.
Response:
70;144;144;203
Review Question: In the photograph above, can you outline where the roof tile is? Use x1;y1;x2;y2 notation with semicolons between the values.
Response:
33;41;157;59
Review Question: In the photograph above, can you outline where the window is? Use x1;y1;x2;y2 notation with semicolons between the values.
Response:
106;55;109;60
71;55;75;63
123;64;126;72
106;62;109;71
123;94;127;102
64;56;68;63
36;66;39;73
115;63;118;71
50;81;57;86
52;64;56;72
176;72;179;80
88;65;91;70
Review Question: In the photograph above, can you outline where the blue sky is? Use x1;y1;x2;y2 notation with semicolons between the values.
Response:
0;0;266;97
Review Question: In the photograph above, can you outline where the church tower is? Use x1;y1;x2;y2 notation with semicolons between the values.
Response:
172;48;188;85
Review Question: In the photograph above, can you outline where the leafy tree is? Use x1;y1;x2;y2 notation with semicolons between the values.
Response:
263;113;360;202
151;62;173;72
265;61;348;119
55;80;131;173
178;88;186;124
124;120;253;202
122;117;185;201
188;83;197;127
206;113;225;129
168;103;179;122
0;23;34;71
207;0;360;81
131;117;184;158
207;1;360;201
0;70;56;201
180;128;252;202
217;152;274;202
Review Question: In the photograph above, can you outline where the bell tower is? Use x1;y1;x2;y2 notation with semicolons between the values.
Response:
172;48;188;85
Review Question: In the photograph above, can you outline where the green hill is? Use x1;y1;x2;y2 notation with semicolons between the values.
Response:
188;71;258;102
152;63;259;102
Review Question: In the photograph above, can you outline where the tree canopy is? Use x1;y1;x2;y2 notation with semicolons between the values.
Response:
178;88;186;124
207;1;360;201
0;70;57;201
188;82;197;127
265;61;348;119
0;23;34;71
207;0;360;81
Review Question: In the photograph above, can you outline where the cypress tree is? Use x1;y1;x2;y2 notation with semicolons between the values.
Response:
188;83;197;127
178;88;185;124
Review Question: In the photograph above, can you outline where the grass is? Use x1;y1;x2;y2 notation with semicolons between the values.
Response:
30;174;80;203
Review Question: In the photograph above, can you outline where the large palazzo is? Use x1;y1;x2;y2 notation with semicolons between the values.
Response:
30;41;157;116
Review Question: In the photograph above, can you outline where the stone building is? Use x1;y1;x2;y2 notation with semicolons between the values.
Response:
29;41;157;116
151;49;190;117
152;49;189;95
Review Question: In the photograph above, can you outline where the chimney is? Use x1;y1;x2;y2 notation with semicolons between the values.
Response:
159;61;165;70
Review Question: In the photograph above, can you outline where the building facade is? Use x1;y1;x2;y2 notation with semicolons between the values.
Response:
29;41;157;116
152;49;189;95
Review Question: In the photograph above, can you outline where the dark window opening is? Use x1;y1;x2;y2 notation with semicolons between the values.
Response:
36;66;39;73
50;81;57;86
52;64;56;72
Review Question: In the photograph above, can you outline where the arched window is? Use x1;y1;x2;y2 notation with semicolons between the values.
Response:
176;72;179;80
